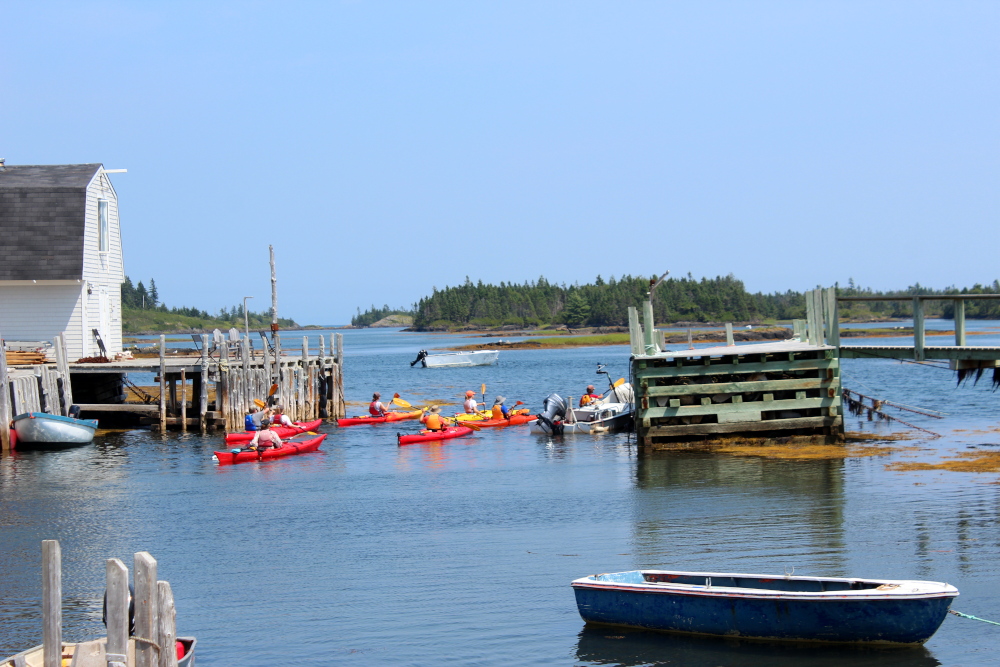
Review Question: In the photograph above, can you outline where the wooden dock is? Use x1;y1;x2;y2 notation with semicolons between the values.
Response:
629;287;1000;451
0;331;346;450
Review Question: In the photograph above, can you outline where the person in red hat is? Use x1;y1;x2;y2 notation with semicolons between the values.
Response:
463;390;481;414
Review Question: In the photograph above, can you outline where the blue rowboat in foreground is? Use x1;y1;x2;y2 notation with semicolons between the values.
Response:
12;412;98;448
572;569;958;645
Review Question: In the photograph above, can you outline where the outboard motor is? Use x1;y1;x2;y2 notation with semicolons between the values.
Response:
536;393;568;435
410;350;428;367
68;404;81;419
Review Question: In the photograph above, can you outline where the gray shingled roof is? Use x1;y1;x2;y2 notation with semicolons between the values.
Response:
0;163;103;281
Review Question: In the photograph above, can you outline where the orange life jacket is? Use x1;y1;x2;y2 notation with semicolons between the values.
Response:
425;413;445;431
492;405;504;420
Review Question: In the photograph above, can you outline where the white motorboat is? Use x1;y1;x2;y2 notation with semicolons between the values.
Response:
410;349;499;368
532;365;634;435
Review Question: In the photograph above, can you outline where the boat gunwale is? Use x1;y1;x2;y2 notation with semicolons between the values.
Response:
572;570;958;602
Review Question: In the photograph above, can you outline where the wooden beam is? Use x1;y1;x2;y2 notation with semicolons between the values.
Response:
645;377;830;397
157;581;178;667
635;357;838;379
134;552;158;667
643;415;841;437
913;297;925;361
180;369;187;433
42;540;61;667
76;403;160;413
105;558;129;667
642;395;839;419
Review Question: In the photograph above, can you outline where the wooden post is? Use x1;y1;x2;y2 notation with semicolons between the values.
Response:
955;298;966;346
300;337;308;421
725;323;734;346
33;367;47;413
59;334;74;408
180;369;187;433
642;300;656;355
42;540;61;667
220;340;231;431
825;286;839;346
0;332;10;452
159;335;167;433
134;551;158;667
105;558;129;667
913;297;925;361
627;306;642;356
335;334;344;417
157;581;178;667
270;245;282;388
168;377;177;418
199;334;209;433
262;337;272;388
54;334;70;416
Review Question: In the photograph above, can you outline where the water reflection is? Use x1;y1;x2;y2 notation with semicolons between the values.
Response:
574;625;941;667
631;453;847;574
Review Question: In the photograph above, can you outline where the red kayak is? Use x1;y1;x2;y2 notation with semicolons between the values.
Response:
464;414;537;428
213;433;327;465
224;419;324;444
337;410;422;427
397;425;474;446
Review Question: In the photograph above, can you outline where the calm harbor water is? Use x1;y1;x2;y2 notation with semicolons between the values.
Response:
3;325;1000;665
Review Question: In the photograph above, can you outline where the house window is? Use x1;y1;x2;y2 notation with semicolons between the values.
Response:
98;199;110;252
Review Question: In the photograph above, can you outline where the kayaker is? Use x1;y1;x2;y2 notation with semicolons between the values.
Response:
271;405;294;427
420;405;448;432
248;420;282;450
463;391;481;414
245;408;258;431
251;406;270;430
491;396;509;420
369;393;391;416
579;385;601;407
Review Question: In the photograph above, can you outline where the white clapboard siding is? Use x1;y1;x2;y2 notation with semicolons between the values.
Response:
0;284;86;358
81;170;124;356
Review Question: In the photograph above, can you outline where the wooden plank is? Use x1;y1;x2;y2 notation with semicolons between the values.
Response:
300;337;308;422
219;341;231;431
54;334;70;416
645;377;829;397
134;552;158;667
157;581;178;667
825;287;840;347
643;415;841;437
76;403;160;413
105;558;129;667
635;357;838;379
725;323;734;346
913;297;925;361
641;395;839;419
158;335;166;433
42;540;61;667
642;299;656;354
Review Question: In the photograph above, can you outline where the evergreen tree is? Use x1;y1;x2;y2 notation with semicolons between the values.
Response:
563;291;591;327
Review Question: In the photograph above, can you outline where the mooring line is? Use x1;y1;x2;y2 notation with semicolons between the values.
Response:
950;609;1000;626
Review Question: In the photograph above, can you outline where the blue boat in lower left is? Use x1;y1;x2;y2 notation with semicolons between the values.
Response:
11;412;98;449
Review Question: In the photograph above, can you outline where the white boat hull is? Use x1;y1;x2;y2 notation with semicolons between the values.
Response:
12;412;98;447
421;350;499;368
531;383;634;435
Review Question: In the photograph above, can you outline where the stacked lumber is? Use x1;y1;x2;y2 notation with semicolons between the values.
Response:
5;350;48;365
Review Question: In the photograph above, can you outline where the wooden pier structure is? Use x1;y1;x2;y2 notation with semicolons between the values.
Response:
0;331;346;450
630;287;1000;451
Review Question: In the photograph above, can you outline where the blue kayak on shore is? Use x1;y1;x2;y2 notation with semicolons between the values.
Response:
572;569;958;645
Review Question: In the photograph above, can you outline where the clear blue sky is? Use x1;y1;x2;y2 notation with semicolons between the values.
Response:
2;1;997;324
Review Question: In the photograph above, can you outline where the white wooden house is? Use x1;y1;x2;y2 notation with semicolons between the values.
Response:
0;162;125;360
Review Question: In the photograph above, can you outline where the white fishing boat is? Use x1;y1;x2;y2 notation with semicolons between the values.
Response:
410;349;499;368
12;412;98;448
532;365;634;435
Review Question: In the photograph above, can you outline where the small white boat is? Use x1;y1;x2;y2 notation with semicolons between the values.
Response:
12;412;98;448
531;383;634;434
410;349;499;368
532;364;634;435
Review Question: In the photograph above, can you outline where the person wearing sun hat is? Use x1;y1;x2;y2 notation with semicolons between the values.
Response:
420;405;448;432
463;390;481;414
491;395;509;420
